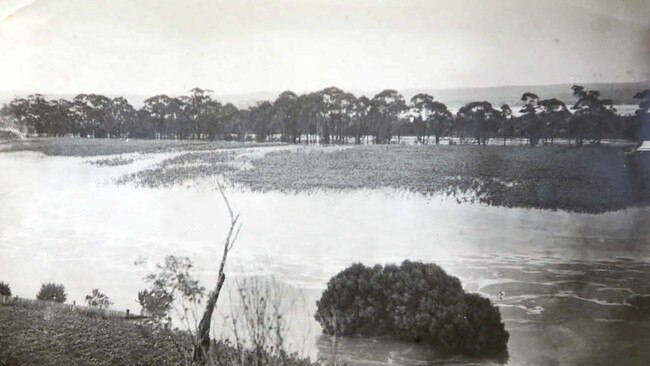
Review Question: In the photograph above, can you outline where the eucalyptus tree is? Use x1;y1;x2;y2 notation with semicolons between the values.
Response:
166;96;190;139
318;87;357;144
186;87;214;139
201;99;223;140
45;99;76;136
1;97;36;135
273;91;300;142
219;103;241;140
142;94;172;139
456;101;500;145
28;94;53;135
571;85;616;146
296;92;324;144
519;92;542;146
497;104;514;145
368;89;407;144
349;95;371;144
72;94;112;138
108;97;136;138
7;94;56;136
633;89;650;142
249;101;273;142
538;98;570;144
409;93;452;145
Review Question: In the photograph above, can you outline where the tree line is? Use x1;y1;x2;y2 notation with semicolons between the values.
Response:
2;85;649;146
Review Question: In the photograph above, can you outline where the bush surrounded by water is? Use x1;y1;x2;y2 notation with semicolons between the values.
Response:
315;260;509;356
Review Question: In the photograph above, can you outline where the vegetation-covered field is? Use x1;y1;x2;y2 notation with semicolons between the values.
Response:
2;138;648;213
118;144;649;213
0;303;316;366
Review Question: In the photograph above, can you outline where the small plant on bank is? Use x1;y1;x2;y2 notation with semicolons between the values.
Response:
36;283;67;303
315;260;509;357
84;288;113;309
0;281;11;297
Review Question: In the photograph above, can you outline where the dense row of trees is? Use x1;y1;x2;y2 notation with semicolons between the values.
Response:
2;85;648;146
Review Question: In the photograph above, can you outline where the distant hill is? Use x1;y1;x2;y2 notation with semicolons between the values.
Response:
395;82;649;110
1;81;647;110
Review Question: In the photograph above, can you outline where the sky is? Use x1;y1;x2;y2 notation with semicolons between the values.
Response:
0;0;649;96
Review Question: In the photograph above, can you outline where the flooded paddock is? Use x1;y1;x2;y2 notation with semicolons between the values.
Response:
0;150;648;365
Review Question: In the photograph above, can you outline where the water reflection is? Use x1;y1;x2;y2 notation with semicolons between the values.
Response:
316;334;509;365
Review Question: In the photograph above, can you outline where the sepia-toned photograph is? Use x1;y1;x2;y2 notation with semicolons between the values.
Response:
0;0;649;365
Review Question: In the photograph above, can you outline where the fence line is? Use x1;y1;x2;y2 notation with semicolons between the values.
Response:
0;295;147;320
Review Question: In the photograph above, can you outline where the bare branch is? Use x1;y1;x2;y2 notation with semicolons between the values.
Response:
192;184;241;365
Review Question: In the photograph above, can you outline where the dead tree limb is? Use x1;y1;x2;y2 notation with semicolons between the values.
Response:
193;184;242;365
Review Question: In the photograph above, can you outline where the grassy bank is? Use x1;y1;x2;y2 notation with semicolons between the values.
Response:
0;303;316;366
120;144;649;213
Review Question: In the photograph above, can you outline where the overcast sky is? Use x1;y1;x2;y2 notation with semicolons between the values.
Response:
0;0;649;96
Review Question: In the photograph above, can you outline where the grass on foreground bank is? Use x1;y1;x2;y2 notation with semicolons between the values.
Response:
120;144;650;214
0;303;316;366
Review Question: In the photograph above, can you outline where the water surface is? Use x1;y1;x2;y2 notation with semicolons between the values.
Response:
0;151;648;365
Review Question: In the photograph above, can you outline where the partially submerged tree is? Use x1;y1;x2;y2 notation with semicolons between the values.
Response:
316;261;509;357
193;186;242;365
136;186;241;366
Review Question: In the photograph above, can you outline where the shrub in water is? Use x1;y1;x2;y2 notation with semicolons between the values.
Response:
36;283;67;303
0;281;11;297
315;261;509;356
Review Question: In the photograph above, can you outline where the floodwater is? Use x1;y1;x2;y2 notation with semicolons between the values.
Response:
0;150;649;365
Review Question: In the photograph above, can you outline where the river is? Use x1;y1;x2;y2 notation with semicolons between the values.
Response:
0;150;648;365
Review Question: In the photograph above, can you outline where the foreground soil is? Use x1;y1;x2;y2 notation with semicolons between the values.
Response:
0;304;315;366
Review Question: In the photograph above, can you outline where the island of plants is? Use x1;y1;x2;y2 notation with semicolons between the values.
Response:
315;260;509;357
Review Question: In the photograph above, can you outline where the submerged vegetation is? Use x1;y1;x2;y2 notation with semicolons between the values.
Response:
115;144;649;213
315;261;509;357
0;137;274;157
86;156;135;166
